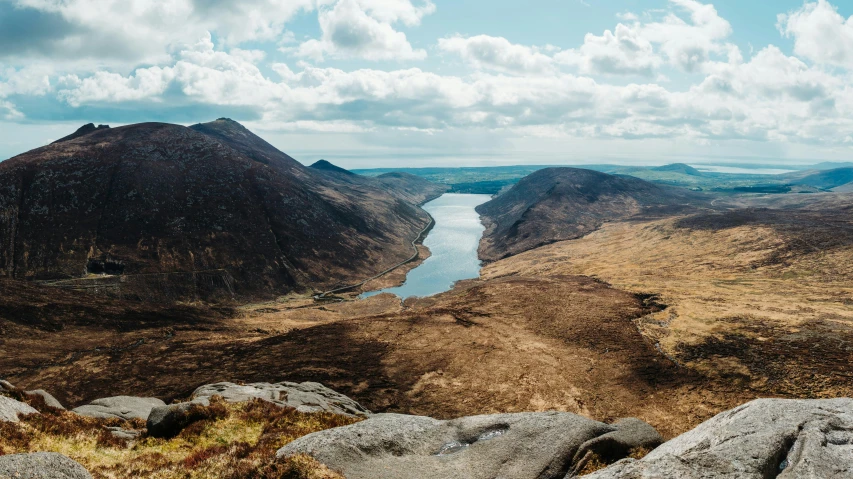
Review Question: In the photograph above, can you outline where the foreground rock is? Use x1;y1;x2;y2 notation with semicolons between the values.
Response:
192;381;370;416
0;380;64;410
72;396;165;421
0;452;92;479
588;398;853;478
277;412;661;479
23;389;65;410
146;399;210;439
0;395;38;422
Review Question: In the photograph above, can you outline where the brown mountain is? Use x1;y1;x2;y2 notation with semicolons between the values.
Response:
306;159;448;207
476;167;704;261
309;159;355;176
374;172;450;205
0;120;439;299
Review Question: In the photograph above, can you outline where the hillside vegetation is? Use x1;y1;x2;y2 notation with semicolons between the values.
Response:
476;167;705;261
0;120;442;300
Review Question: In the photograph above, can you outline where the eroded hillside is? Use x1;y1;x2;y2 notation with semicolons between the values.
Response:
476;167;706;261
0;120;441;299
484;193;853;400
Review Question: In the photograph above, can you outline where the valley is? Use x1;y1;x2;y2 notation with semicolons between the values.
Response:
2;122;853;477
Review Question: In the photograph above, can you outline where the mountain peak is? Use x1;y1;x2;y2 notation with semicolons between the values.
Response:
51;123;110;144
310;159;354;175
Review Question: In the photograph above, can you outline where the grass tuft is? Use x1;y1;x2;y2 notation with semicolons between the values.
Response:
0;398;358;479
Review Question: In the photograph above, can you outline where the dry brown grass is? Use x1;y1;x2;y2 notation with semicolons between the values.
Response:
483;212;853;400
0;392;356;479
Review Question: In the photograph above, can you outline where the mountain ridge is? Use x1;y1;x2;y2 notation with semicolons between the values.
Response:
0;120;440;299
476;167;705;261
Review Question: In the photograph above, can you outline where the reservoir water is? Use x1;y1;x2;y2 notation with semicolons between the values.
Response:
361;193;491;299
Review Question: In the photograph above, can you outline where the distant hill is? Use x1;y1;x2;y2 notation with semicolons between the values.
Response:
476;167;705;261
375;172;449;205
310;159;355;176
0;120;436;299
792;167;853;190
651;163;703;176
810;162;853;171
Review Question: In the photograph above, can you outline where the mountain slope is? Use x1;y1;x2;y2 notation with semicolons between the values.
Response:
476;167;703;261
651;163;703;176
375;172;450;205
792;167;853;190
0;121;434;299
310;159;355;176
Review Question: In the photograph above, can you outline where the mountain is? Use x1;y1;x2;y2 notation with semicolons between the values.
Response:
809;162;853;170
307;161;448;206
0;121;437;299
51;123;110;144
792;167;853;190
476;167;704;261
650;163;703;176
374;172;450;205
309;159;355;176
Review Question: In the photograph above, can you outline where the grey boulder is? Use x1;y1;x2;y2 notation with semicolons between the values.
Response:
0;395;38;423
0;452;92;479
0;381;64;411
72;396;166;421
146;398;210;438
277;411;661;479
586;398;853;479
191;381;370;416
25;389;65;410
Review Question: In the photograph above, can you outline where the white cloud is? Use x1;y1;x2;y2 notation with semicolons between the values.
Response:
778;0;853;69
556;24;661;76
556;0;733;76
6;0;853;162
57;33;281;107
297;0;430;61
4;0;313;64
0;65;53;120
635;0;733;72
350;0;435;25
438;35;554;74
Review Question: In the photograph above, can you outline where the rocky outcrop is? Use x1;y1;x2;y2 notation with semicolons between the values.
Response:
0;395;38;422
191;381;371;416
23;389;65;410
277;412;661;479
587;398;853;478
0;380;63;410
71;396;165;421
146;398;210;438
0;452;92;479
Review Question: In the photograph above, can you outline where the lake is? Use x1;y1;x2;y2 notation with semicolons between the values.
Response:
360;193;491;299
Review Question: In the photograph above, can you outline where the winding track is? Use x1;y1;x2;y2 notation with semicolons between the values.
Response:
314;212;436;299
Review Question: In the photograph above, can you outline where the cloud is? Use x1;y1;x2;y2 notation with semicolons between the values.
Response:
556;0;733;76
57;33;279;107
555;24;661;76
44;21;853;149
296;0;430;61
438;35;554;74
778;0;853;69
0;65;53;120
5;0;853;162
1;0;313;64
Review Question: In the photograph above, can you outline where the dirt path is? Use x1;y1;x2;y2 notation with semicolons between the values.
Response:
315;212;435;298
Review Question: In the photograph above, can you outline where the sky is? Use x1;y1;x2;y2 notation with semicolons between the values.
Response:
1;0;853;168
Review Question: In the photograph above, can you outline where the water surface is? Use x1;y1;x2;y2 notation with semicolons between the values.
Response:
361;193;490;299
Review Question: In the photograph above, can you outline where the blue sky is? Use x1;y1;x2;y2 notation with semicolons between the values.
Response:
2;0;853;168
